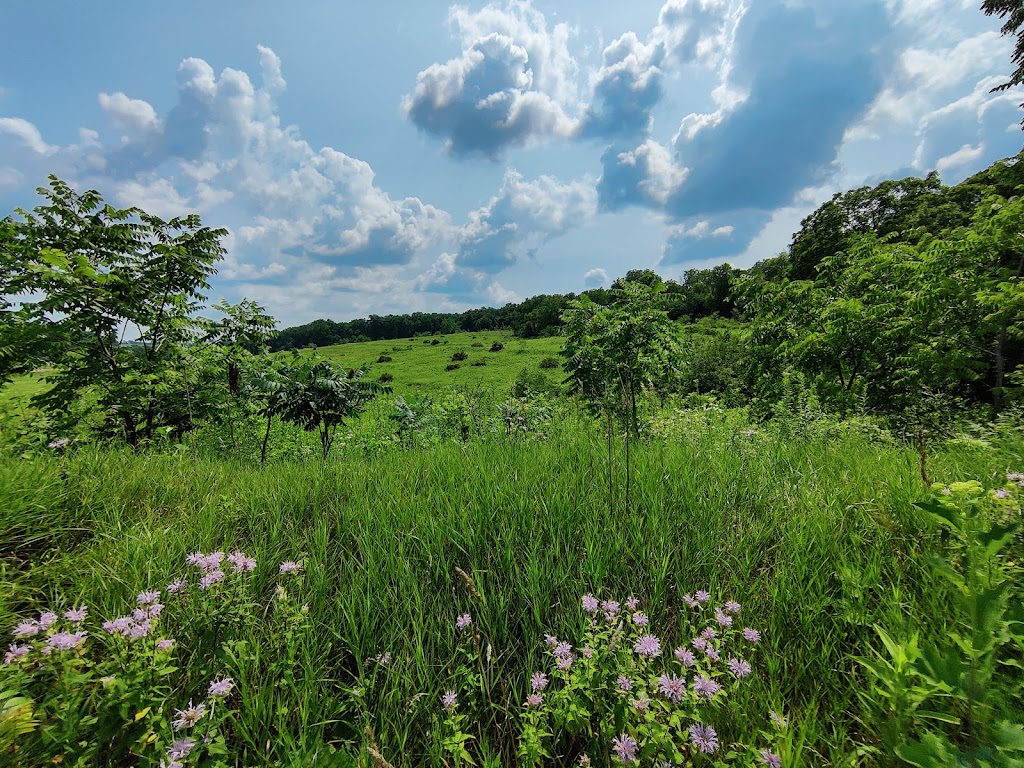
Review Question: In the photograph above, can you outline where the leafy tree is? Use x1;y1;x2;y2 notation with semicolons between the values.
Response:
272;359;385;459
0;176;226;445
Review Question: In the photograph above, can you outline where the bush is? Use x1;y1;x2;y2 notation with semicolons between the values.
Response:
431;339;441;346
377;355;393;363
471;342;484;348
378;373;394;383
445;363;461;372
451;351;468;362
489;342;504;352
539;356;559;369
471;360;487;367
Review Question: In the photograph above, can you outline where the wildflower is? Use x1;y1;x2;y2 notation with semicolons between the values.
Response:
38;612;58;630
146;603;164;619
675;647;696;667
630;694;651;712
612;733;639;764
693;675;722;700
700;627;718;640
724;601;741;614
441;690;458;711
695;590;711;604
743;628;762;643
582;646;595;659
995;488;1010;499
48;437;70;449
633;634;662;659
705;646;721;662
199;570;224;590
375;652;391;666
544;634;559;647
625;596;640;611
172;701;206;730
631;612;649;626
456;614;472;630
617;675;633;692
715;609;733;627
13;620;40;638
579;755;591;767
683;594;699;608
160;760;184;768
1008;472;1024;481
525;693;544;708
168;737;197;759
761;749;782;767
4;644;30;665
127;621;152;640
531;672;549;692
64;606;88;623
692;636;708;652
46;631;87;651
156;639;176;652
556;654;576;671
208;677;234;697
770;711;788;729
167;579;187;594
132;609;149;622
658;673;686;703
689;723;719;754
553;641;573;659
581;594;599;613
227;551;257;572
728;658;752;678
279;561;303;574
601;599;621;618
137;591;161;606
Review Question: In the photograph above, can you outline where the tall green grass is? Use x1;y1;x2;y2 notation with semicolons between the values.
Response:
1;410;1020;764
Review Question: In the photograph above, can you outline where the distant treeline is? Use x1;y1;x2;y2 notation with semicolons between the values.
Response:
270;152;1024;352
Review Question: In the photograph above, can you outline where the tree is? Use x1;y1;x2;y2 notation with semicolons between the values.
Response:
561;280;680;509
271;359;385;459
981;0;1024;124
0;176;227;445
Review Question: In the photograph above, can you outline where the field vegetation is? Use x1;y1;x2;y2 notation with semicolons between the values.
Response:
1;144;1024;765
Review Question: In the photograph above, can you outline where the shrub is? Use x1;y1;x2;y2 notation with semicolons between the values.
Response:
377;355;393;363
445;363;461;372
451;351;468;362
431;339;441;346
471;342;484;348
539;356;559;369
378;373;394;383
489;342;504;352
471;360;487;367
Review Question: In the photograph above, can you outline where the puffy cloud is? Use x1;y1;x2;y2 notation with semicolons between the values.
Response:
402;1;579;157
98;92;160;139
912;75;1024;180
580;0;739;140
666;1;892;217
456;170;596;270
0;117;56;155
583;267;609;287
660;209;768;265
597;139;686;210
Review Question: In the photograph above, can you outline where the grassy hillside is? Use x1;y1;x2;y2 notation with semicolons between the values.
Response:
290;331;565;398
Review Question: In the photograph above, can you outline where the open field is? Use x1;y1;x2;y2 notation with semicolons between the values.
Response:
2;406;1022;765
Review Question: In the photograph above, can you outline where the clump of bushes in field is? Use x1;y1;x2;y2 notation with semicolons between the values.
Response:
471;360;486;367
539;356;559;369
377;355;392;363
445;363;460;372
451;351;468;362
471;342;484;348
378;373;394;383
489;342;504;352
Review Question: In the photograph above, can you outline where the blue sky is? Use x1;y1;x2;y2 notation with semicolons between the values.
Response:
1;0;1021;327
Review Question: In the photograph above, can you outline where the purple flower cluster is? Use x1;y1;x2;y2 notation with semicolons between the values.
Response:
45;631;87;652
612;733;638;764
689;723;719;754
441;690;458;711
456;613;472;630
633;634;661;659
581;594;599;613
279;561;303;574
